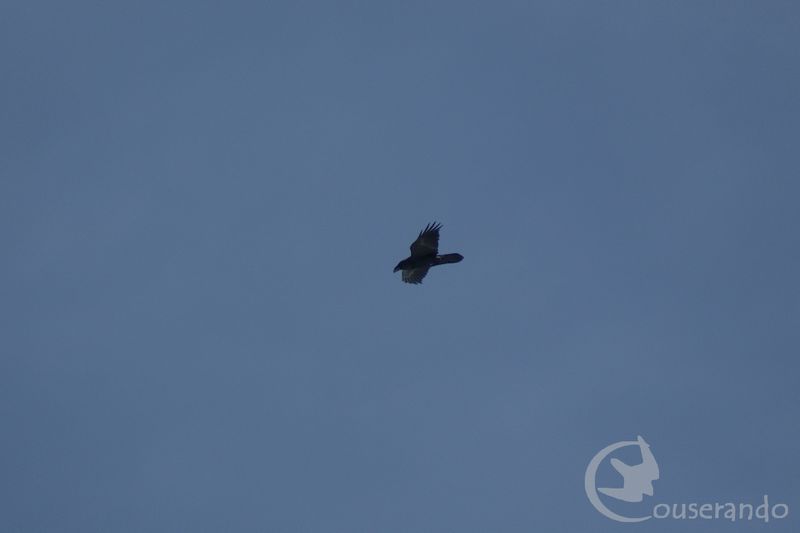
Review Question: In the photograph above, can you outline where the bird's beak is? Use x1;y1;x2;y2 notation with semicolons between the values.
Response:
393;266;400;273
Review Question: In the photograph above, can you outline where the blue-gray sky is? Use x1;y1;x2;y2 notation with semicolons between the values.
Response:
2;2;799;532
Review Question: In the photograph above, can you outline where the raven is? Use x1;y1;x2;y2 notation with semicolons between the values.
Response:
393;222;463;284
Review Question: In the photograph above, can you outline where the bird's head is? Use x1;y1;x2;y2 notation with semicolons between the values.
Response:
393;259;407;273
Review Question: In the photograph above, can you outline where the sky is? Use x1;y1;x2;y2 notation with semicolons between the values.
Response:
2;1;799;532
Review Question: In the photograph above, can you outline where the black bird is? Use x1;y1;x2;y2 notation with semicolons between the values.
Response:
393;222;463;284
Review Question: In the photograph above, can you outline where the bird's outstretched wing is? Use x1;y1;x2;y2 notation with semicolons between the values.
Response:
402;266;431;284
409;222;441;257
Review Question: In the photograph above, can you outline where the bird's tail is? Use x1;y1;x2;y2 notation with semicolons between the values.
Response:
434;253;464;265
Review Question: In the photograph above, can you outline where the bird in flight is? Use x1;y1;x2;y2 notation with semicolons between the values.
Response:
393;222;463;284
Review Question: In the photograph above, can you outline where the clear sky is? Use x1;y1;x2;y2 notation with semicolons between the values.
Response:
2;2;799;532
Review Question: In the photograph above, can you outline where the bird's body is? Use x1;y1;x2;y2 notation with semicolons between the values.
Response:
393;222;463;284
